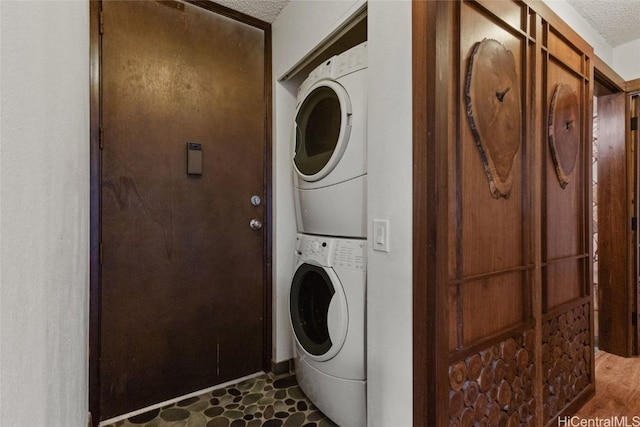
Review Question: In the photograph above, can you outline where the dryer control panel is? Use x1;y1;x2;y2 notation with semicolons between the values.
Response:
295;235;366;271
297;42;368;103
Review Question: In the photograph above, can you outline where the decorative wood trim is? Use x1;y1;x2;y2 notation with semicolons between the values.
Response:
521;0;594;58
413;0;456;424
448;320;537;363
531;9;545;426
437;2;460;425
625;94;636;356
413;1;452;425
593;55;625;93
542;295;591;321
542;253;590;267
627;78;640;94
632;95;640;355
412;1;431;425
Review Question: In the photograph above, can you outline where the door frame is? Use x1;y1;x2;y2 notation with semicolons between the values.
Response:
88;1;273;423
593;55;639;357
631;90;640;355
412;1;453;424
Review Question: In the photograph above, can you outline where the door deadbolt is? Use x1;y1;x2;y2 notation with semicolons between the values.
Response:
250;219;263;230
250;195;261;206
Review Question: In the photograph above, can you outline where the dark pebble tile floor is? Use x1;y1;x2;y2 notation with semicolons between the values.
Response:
102;373;338;427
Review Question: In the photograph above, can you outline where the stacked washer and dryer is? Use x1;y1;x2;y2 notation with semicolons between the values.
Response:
288;42;368;427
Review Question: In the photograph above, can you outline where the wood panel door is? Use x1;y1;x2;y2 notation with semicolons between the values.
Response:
97;1;269;420
598;92;632;357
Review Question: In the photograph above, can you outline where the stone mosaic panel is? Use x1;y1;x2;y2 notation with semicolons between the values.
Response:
448;329;537;426
542;302;591;423
102;373;336;427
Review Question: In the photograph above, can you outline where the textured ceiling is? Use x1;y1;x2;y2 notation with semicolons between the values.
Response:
567;0;640;47
210;0;290;23
210;0;640;47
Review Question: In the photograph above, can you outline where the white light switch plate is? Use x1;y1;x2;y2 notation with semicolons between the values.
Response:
373;219;389;252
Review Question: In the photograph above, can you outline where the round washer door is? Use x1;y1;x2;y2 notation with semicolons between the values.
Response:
289;263;348;361
293;80;352;182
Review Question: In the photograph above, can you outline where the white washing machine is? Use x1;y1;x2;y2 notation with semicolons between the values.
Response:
289;233;366;427
293;42;367;239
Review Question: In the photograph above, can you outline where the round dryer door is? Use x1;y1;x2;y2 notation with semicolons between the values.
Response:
289;263;348;361
293;81;352;182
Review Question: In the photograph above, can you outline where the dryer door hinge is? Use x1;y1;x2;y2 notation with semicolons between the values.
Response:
631;117;638;131
633;312;638;326
99;10;104;35
632;217;637;231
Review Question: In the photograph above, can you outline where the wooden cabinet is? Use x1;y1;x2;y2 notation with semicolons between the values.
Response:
413;1;595;425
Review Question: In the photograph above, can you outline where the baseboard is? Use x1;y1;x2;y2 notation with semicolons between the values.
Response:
98;371;264;426
271;359;293;375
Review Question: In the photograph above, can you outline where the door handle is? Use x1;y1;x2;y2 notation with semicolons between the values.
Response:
250;219;263;231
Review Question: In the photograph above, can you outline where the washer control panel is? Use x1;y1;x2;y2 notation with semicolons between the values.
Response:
332;239;366;271
295;235;366;270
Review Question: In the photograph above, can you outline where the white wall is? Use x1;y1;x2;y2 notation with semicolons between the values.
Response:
271;0;365;364
0;1;90;426
613;39;640;81
366;1;413;425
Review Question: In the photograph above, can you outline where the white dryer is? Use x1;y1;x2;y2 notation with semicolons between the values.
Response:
293;42;367;239
289;234;366;427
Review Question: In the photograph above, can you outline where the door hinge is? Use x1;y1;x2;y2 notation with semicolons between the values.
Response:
633;217;637;231
99;126;104;150
99;242;103;265
633;312;638;326
631;117;638;131
99;11;104;35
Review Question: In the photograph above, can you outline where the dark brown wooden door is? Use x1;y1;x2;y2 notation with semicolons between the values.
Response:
598;92;632;357
99;0;267;419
